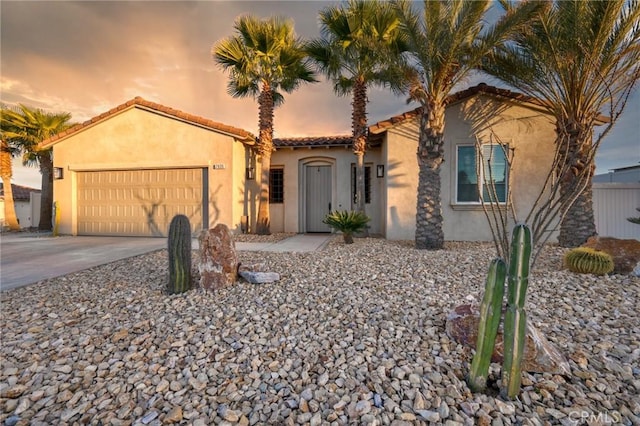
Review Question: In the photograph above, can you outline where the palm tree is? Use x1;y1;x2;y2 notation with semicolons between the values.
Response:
1;105;72;231
307;0;407;226
482;0;640;247
213;15;317;235
0;139;20;231
393;0;544;249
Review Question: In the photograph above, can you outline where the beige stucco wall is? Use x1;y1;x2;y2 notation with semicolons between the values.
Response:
383;95;557;241
52;107;250;235
270;146;384;234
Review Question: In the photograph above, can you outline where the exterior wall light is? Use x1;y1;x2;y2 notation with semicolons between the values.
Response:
376;165;385;178
246;167;255;180
53;167;64;180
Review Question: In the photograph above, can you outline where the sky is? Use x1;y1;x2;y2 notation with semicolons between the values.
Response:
2;0;639;189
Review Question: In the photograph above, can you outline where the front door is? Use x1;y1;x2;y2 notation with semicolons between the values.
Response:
305;165;332;232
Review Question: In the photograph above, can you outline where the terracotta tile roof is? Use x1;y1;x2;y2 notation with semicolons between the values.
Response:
40;97;256;148
274;136;353;148
369;83;547;134
0;183;40;201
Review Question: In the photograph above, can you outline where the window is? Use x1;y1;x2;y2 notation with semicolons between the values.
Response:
351;165;371;204
269;168;284;203
456;144;508;203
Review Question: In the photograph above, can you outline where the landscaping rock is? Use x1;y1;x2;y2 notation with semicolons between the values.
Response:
446;304;571;375
198;224;238;291
582;236;640;275
238;271;280;284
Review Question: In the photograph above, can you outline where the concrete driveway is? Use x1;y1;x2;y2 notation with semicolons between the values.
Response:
0;233;333;291
1;234;166;291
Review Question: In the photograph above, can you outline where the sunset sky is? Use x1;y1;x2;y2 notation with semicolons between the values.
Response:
2;1;638;189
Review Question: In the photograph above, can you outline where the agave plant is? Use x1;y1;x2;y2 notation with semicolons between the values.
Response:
322;210;370;244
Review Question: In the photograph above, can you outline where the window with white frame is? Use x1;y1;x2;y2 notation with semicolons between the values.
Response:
456;144;508;203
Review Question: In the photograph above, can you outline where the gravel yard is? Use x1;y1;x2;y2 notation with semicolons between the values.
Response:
1;238;638;426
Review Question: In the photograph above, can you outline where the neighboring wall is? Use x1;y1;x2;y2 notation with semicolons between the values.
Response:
384;94;557;241
593;183;640;239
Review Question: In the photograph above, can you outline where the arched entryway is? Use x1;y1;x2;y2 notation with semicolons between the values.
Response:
299;158;335;233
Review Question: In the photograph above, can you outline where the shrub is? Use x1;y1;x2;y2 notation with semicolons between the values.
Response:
322;210;370;244
564;247;614;275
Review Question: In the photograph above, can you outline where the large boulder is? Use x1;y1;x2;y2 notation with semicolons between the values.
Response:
198;224;238;291
582;236;640;275
446;304;571;375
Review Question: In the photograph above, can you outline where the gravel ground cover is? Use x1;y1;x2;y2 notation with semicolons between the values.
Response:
1;238;638;426
233;233;295;243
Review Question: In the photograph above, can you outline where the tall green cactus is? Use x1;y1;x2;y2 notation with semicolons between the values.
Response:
468;257;507;393
502;224;532;399
167;214;192;294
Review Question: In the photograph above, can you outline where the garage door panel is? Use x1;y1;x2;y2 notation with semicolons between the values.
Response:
77;169;203;237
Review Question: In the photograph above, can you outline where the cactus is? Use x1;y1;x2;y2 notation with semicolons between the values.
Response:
501;224;532;400
564;247;614;275
167;214;192;294
468;257;507;393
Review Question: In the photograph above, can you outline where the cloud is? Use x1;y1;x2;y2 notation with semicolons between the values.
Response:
1;0;638;185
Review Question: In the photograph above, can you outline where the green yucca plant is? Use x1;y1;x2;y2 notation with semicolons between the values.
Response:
564;247;614;275
322;210;370;244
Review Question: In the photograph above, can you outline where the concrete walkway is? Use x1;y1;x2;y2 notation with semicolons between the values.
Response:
0;233;333;291
235;233;332;252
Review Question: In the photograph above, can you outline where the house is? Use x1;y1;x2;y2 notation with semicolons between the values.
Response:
0;183;41;228
41;84;559;240
593;164;640;183
40;97;257;237
592;165;640;239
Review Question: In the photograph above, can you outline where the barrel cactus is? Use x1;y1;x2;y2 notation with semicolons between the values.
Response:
167;214;192;294
564;247;614;275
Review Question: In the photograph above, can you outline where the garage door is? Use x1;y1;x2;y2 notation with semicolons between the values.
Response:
77;169;205;236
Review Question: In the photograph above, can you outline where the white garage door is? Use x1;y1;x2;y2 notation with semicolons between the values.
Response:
77;169;205;236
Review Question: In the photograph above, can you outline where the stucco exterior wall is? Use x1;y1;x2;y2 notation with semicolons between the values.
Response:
383;95;557;241
52;107;249;235
270;147;383;234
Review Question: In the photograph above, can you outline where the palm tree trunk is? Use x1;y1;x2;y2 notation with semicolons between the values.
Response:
352;77;368;237
256;82;274;235
38;151;54;231
415;101;446;250
1;141;20;231
557;123;597;247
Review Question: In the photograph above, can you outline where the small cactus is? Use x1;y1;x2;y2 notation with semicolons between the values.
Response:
468;257;507;393
502;224;532;400
167;214;192;294
564;247;614;275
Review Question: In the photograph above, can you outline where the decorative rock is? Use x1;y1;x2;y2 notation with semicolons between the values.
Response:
446;304;571;375
416;410;440;422
164;406;183;423
198;224;238;291
4;416;20;426
582;236;640;274
238;271;280;284
1;384;28;399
